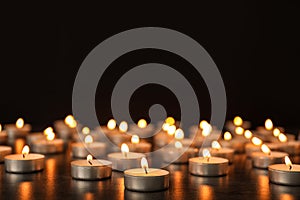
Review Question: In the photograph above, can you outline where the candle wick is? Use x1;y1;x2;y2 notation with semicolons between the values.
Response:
289;165;292;170
144;167;148;174
22;154;25;158
207;157;210;162
88;160;93;165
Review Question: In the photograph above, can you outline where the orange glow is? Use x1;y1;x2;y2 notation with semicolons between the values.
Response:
107;119;116;130
18;182;33;200
265;119;273;130
162;123;170;131
202;123;212;137
16;118;24;128
65;115;77;128
137;119;147;128
0;124;2;132
251;137;262;146
165;117;175;125
273;128;280;137
244;130;253;139
224;132;232;141
278;133;287;143
233;116;243;126
235;127;244;135
199;185;213;200
131;135;140;144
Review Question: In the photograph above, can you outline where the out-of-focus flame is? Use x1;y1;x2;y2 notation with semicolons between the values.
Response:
84;135;93;144
137;119;147;128
285;156;292;170
244;130;253;139
224;132;232;141
16;118;24;129
199;120;209;130
273;128;280;137
175;141;183;149
233;116;243;126
141;157;149;174
265;119;273;130
174;129;184;140
251;137;262;146
261;144;271;155
119;121;128;132
167;125;176;136
278;133;287;143
211;141;221;150
121;143;129;157
107;119;116;130
82;127;90;135
22;145;30;158
235;127;244;135
131;135;140;144
165;117;175;125
202;123;212;137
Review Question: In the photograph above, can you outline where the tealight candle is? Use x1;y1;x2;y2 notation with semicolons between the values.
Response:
72;135;106;158
269;156;300;185
5;118;31;139
31;127;64;154
278;141;300;155
4;145;45;173
189;149;229;176
219;131;246;153
53;115;78;140
102;120;131;147
251;144;288;169
245;137;263;157
107;143;145;171
0;145;12;162
129;119;155;139
201;141;234;164
0;124;8;144
71;154;112;180
163;141;198;164
26;132;45;146
128;135;152;153
124;157;169;192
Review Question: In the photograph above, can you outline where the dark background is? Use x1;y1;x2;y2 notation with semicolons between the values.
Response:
0;2;299;132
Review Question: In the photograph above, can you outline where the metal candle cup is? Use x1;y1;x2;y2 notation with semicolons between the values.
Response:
189;157;229;176
128;142;152;153
0;131;8;144
72;142;106;158
207;148;234;164
31;139;64;154
252;151;288;169
107;152;145;171
245;143;261;158
268;164;300;185
4;153;45;173
0;146;12;162
124;168;169;192
26;132;45;145
53;120;77;140
278;141;300;155
71;159;112;180
5;124;31;139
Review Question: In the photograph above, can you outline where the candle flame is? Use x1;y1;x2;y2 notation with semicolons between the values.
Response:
278;133;287;143
87;154;93;165
22;145;30;158
273;128;280;137
16;118;24;129
0;124;2;132
165;117;175;125
235;127;244;135
44;127;55;141
167;125;176;136
244;130;253;139
141;157;149;174
174;128;184;140
121;143;129;157
251;137;262;146
233;116;243;126
224;132;232;141
199;120;209;130
285;156;292;170
119;121;128;132
131;135;140;144
82;127;90;135
202;123;212;137
65;115;77;128
162;123;170;131
107;119;116;130
175;141;183;149
137;119;147;128
84;135;93;144
211;140;221;150
265;119;273;130
261;144;271;155
202;149;211;162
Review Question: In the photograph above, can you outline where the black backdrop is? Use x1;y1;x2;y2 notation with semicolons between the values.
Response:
1;2;299;132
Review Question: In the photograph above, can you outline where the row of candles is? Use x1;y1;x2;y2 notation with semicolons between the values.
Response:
0;115;300;192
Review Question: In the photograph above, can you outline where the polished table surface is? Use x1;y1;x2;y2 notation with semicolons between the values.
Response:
1;138;300;200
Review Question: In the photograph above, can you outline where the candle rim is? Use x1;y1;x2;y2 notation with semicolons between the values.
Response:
269;164;300;173
124;168;169;177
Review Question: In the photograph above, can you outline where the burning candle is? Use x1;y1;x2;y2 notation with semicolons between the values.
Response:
31;127;64;154
163;141;197;164
204;141;234;164
269;156;300;185
5;118;31;139
245;137;263;157
128;135;152;153
279;140;300;155
107;143;145;171
124;157;169;192
0;145;12;162
54;115;78;140
0;124;8;144
129;119;155;139
251;144;288;169
4;145;44;173
71;154;112;180
220;131;246;153
104;120;131;148
72;135;106;158
189;149;229;176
